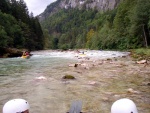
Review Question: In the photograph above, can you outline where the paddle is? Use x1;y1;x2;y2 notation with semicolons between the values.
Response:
67;100;83;113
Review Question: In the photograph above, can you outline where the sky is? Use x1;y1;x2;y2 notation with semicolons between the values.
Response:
23;0;57;16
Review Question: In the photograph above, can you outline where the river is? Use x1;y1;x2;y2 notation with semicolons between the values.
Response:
0;50;149;113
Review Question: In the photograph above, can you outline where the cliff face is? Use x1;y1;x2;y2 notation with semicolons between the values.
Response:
39;0;122;21
62;0;121;10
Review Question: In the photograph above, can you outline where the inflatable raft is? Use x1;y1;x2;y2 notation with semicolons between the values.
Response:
21;55;30;59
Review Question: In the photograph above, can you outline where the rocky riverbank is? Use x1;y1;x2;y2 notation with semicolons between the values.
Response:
0;47;28;58
66;55;150;113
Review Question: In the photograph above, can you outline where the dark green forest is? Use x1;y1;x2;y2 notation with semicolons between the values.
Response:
0;0;44;51
41;0;150;50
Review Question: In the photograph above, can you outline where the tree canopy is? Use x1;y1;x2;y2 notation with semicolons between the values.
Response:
0;0;44;50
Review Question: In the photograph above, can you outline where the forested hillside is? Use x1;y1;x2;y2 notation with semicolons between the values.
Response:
0;0;44;51
41;0;150;50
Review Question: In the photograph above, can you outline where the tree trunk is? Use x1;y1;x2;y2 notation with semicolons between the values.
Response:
142;24;148;48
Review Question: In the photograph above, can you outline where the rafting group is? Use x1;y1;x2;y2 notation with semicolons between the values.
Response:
2;98;138;113
21;51;30;59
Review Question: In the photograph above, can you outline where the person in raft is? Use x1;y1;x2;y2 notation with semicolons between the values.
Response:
3;99;30;113
25;51;29;56
68;98;138;113
111;98;138;113
23;51;29;56
2;98;138;113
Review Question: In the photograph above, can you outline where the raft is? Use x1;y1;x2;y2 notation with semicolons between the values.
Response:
21;55;30;59
79;54;86;57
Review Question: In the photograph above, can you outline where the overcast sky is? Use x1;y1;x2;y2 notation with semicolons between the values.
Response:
24;0;57;16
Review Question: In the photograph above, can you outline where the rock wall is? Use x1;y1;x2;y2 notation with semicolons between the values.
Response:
39;0;122;21
59;0;121;10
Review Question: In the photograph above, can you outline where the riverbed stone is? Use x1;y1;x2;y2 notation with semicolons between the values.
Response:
136;60;147;64
62;75;75;79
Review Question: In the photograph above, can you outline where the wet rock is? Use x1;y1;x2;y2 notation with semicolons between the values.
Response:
107;58;112;61
0;74;9;76
98;61;104;65
136;60;147;64
69;63;78;67
0;47;28;58
62;81;70;84
62;75;75;79
35;76;47;80
113;94;121;99
142;82;150;86
88;81;97;85
85;57;90;60
127;88;140;94
122;55;127;58
102;97;109;102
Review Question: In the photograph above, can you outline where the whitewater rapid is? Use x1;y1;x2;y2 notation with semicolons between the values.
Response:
30;50;130;60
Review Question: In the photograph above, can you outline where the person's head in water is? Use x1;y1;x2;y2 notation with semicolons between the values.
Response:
3;99;30;113
111;98;138;113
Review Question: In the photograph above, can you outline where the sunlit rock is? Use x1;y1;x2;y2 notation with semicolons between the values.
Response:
69;63;78;67
127;88;140;94
136;60;147;64
35;76;47;80
88;81;97;85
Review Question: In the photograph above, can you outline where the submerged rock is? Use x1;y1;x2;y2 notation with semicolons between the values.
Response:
0;47;26;58
62;75;75;79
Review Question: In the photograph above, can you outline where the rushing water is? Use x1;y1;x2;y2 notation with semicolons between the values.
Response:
0;50;149;113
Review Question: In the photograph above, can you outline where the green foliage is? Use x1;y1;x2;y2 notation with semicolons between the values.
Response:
0;0;11;13
40;0;150;50
130;0;150;47
41;8;97;49
86;29;95;48
134;48;150;56
43;29;51;49
0;25;8;47
0;0;44;50
131;48;150;59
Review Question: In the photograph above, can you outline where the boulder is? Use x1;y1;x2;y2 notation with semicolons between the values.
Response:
62;75;75;79
136;60;147;64
35;76;47;80
69;63;78;67
0;47;24;58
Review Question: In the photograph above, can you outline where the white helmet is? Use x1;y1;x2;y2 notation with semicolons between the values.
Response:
3;99;30;113
111;98;138;113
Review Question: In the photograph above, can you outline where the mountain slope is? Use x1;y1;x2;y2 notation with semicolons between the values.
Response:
39;0;122;21
40;0;150;50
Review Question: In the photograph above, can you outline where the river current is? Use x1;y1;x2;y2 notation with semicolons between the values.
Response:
0;50;149;113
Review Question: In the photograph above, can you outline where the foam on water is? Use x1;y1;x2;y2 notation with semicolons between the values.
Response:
31;51;75;59
30;50;130;59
